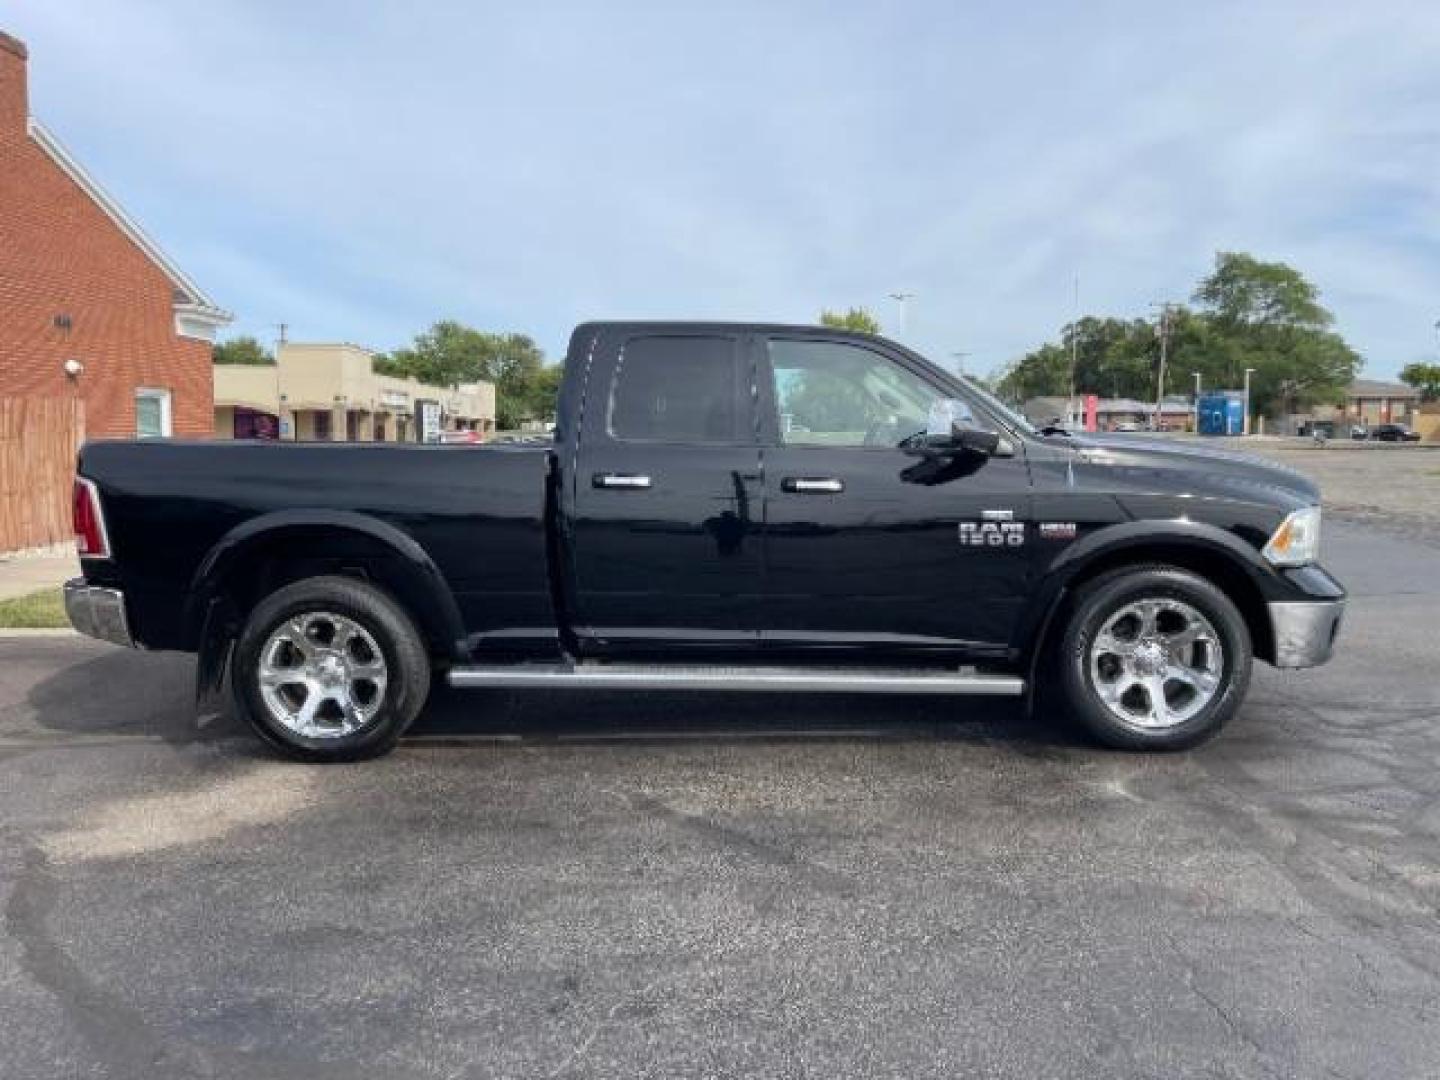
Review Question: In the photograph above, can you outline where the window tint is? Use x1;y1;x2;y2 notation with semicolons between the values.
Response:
767;339;945;447
609;336;742;443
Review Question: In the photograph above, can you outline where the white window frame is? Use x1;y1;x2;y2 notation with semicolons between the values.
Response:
135;387;173;438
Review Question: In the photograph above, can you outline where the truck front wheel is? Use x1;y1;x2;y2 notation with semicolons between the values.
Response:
1056;566;1252;751
232;575;430;761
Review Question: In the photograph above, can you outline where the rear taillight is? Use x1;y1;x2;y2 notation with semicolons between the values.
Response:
73;477;110;559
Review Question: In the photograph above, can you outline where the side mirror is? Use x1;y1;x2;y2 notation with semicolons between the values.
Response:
922;422;1006;456
919;399;1012;458
952;423;1001;456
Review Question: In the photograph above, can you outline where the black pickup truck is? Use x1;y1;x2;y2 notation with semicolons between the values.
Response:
66;321;1344;759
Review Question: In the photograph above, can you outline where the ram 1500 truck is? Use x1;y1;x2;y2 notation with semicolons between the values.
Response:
66;322;1345;760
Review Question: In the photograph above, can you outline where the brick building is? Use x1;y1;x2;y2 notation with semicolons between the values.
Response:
0;30;229;438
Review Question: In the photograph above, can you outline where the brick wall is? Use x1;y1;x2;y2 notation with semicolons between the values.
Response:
0;31;214;438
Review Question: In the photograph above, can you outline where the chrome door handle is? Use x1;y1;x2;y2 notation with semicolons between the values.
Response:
782;477;844;493
593;473;652;490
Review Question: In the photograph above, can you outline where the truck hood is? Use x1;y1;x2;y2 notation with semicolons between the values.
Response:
1061;434;1320;506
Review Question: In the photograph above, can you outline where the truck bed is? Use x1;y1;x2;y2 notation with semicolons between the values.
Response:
77;440;556;654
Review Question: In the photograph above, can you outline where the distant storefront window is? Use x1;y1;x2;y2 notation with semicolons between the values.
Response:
313;411;332;440
234;408;278;440
135;388;172;438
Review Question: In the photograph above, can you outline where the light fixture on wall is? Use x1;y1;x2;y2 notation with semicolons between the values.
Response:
62;358;84;378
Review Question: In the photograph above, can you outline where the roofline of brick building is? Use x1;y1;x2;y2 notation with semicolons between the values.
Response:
26;118;231;334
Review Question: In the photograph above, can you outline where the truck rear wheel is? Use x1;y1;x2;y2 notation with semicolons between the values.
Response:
232;575;430;761
1056;565;1251;751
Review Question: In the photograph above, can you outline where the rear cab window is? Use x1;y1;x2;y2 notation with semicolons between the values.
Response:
607;335;746;444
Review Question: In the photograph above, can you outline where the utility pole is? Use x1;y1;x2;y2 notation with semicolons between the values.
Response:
1243;366;1257;435
888;292;915;340
1192;371;1202;433
1153;305;1171;432
950;351;972;377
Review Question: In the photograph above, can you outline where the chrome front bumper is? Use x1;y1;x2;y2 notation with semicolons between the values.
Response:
64;578;135;647
1269;600;1344;669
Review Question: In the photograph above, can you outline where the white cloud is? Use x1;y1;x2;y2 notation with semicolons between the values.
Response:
9;0;1440;376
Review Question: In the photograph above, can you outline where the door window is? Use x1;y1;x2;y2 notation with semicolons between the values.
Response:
135;388;172;438
608;335;744;444
767;340;953;447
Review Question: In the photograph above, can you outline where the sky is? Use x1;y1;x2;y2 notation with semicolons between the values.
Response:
6;0;1440;380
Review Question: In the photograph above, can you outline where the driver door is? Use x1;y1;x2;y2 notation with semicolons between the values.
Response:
758;335;1032;657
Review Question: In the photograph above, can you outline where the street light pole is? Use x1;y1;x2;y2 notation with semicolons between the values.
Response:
950;351;971;377
888;292;915;341
1243;366;1257;436
1192;371;1202;433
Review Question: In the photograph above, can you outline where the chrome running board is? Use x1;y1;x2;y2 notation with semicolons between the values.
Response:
447;663;1024;696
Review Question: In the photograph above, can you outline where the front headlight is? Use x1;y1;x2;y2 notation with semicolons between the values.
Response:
1263;505;1322;567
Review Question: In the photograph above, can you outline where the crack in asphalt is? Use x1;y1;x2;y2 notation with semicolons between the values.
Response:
4;840;441;1080
1185;692;1440;992
5;845;199;1079
1163;929;1279;1078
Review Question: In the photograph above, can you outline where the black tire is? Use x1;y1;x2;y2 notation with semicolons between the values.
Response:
1056;565;1251;751
231;575;430;761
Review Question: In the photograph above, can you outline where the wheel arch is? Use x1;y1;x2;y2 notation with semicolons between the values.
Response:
185;511;466;674
1019;521;1278;687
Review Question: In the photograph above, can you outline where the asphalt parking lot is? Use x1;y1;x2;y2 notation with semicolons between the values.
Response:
2;518;1438;1078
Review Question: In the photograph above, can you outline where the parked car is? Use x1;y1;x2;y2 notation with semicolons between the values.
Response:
438;429;482;445
66;321;1345;760
1112;421;1142;433
1350;425;1369;440
1372;423;1421;443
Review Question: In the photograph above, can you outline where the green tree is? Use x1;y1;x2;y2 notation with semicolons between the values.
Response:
379;321;554;429
524;364;565;422
819;307;881;334
212;336;274;365
996;253;1361;419
1193;251;1331;330
1190;253;1358;415
1400;361;1440;401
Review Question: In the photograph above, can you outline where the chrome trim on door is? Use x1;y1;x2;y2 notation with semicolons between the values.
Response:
782;477;844;494
592;473;653;490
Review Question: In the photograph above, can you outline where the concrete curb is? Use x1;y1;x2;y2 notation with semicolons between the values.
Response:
0;627;79;638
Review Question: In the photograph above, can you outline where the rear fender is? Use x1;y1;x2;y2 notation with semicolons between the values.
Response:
183;510;467;660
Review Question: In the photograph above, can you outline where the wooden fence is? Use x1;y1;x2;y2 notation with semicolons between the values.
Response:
0;397;85;554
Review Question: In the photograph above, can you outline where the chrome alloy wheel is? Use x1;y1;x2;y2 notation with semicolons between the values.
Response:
257;612;388;738
1088;598;1224;730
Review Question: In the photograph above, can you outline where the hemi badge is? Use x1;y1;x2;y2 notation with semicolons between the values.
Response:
1039;522;1078;540
981;509;1015;522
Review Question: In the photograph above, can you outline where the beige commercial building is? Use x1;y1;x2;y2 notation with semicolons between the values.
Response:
214;342;495;442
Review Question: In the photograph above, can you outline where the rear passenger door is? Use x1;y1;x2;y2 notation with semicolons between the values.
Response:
569;330;764;654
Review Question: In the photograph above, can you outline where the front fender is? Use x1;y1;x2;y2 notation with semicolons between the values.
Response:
1014;517;1280;664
